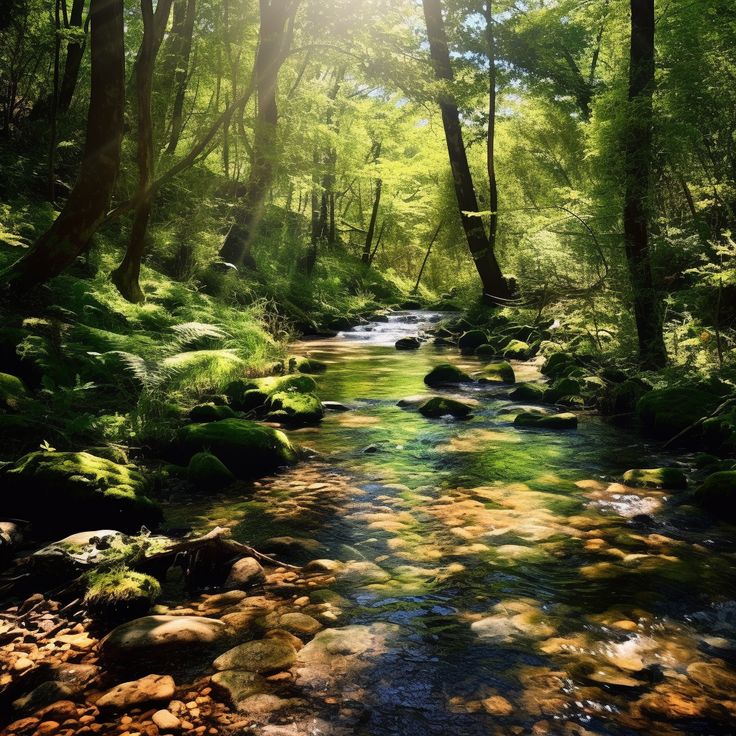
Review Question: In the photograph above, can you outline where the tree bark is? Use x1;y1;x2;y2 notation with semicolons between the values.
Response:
165;0;196;154
422;0;511;303
57;0;87;113
0;0;125;295
485;1;499;270
219;0;299;269
413;220;443;293
362;178;382;265
623;0;667;368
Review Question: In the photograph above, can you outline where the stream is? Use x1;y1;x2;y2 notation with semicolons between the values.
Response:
168;311;736;736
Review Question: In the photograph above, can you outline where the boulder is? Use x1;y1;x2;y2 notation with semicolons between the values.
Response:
600;378;650;415
95;674;175;710
213;639;297;674
623;468;688;490
543;377;582;404
187;451;235;491
509;383;545;402
637;386;722;440
424;364;473;386
694;471;736;521
83;567;160;621
256;373;318;395
479;360;515;384
265;391;324;426
514;411;578;430
189;403;237;423
395;337;421;350
418;397;473;419
276;612;322;636
474;344;497;360
173;419;297;478
0;372;27;411
224;557;265;590
0;452;161;534
458;330;488;354
210;670;269;708
288;356;327;374
224;379;264;410
502;339;532;360
541;352;576;379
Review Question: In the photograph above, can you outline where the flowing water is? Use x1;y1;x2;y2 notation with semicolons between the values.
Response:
170;311;736;735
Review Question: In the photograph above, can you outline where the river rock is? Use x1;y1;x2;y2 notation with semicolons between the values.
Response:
424;363;473;386
213;639;297;673
152;709;181;730
623;467;687;490
83;567;160;621
543;377;582;404
262;536;325;560
514;411;577;429
509;383;545;402
265;390;324;426
211;670;269;708
395;336;421;350
458;330;488;354
479;360;515;384
502;339;532;360
338;560;391;585
418;396;473;419
276;612;322;636
224;557;265;589
189;403;237;423
187;451;235;491
95;674;175;710
13;682;78;714
694;471;736;521
686;660;736;698
637;386;722;439
322;401;351;412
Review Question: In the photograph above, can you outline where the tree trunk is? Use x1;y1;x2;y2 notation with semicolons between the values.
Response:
362;178;382;265
413;220;443;293
623;0;667;369
0;0;125;295
166;0;196;154
57;0;87;113
422;0;511;303
485;1;499;270
219;0;298;269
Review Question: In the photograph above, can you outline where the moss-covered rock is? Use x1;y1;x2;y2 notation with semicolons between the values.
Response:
600;378;650;415
514;411;578;430
702;409;736;452
479;360;515;384
84;567;161;621
0;452;161;533
543;377;582;404
541;352;576;379
174;419;297;478
418;397;473;419
424;364;473;386
395;337;421;350
224;379;261;408
474;344;497;360
694;471;736;521
509;383;546;402
265;391;324;426
623;467;688;490
502;339;532;360
458;330;488;354
636;386;722;439
288;356;327;374
0;372;27;411
189;403;237;423
256;373;318;395
187;452;235;491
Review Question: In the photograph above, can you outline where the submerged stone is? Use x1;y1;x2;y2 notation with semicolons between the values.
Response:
509;383;545;402
418;396;473;419
514;411;578;429
623;467;687;490
210;670;269;708
424;363;473;386
479;360;515;384
213;639;297;674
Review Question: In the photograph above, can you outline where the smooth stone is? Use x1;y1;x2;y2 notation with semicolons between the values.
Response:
152;709;181;730
13;682;77;714
213;639;297;674
224;557;265;590
322;401;351;412
277;612;322;636
514;411;578;429
95;674;175;710
395;336;421;350
623;467;687;490
210;670;269;707
418;396;473;419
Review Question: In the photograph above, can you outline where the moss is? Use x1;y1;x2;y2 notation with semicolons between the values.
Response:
473;344;497;359
418;397;473;419
288;355;327;374
637;386;722;439
623;467;688;490
189;403;237;423
543;377;582;404
502;339;532;360
84;567;161;620
266;390;324;426
694;471;736;521
224;378;260;407
480;360;515;384
509;383;545;402
174;419;297;478
187;451;235;490
0;451;161;533
0;372;27;411
424;364;473;386
514;411;578;430
600;378;650;415
458;330;488;354
702;409;736;452
256;373;318;395
541;352;575;379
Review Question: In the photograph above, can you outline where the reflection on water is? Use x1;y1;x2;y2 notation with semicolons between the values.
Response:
168;312;736;735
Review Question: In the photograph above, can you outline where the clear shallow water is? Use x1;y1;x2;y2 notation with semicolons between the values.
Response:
170;312;736;735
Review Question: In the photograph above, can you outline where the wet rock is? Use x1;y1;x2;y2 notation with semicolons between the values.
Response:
424;363;472;386
96;674;175;710
304;559;345;574
474;344;497;359
623;467;687;490
322;401;351;412
338;560;391;585
265;628;305;651
100;615;230;665
502;339;532;360
637;386;721;439
479;360;515;384
13;681;79;714
83;567;160;621
418;396;473;419
694;471;736;521
265;390;324;426
262;536;325;560
210;670;269;708
395;337;421;350
152;708;181;730
509;383;546;402
213;639;297;674
51;663;100;691
224;557;265;590
289;356;327;374
543;377;582;404
189;403;237;423
481;695;514;716
514;411;578;429
187;451;235;491
458;330;488;354
276;612;322;636
687;660;736;698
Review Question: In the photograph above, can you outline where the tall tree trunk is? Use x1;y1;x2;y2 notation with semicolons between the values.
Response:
413;220;443;293
484;1;499;268
166;0;196;154
48;0;62;201
57;0;87;113
0;0;125;295
623;0;667;368
111;0;173;303
362;178;382;265
219;0;298;269
422;0;511;303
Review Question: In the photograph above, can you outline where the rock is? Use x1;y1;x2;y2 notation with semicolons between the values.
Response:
543;377;582;404
0;520;24;556
189;403;237;423
265;390;324;426
502;339;532;360
514;411;578;430
187;451;235;491
0;372;27;411
224;557;265;590
213;639;297;674
288;356;327;374
686;661;736;698
363;444;380;453
509;383;545;402
96;674;175;710
338;560;391;585
481;695;514;716
35;701;78;722
401;298;423;309
152;709;181;730
261;536;325;561
265;629;305;651
322;401;351;412
601;378;650;415
50;663;100;691
395;337;421;350
637;386;722;439
623;467;687;490
237;693;291;714
256;373;318;395
297;625;382;661
224;380;267;411
100;615;230;666
474;344;497;359
694;471;736;521
479;360;515;384
418;396;473;419
173;419;297;478
210;670;269;708
0;452;161;534
84;567;161;621
541;352;576;379
304;559;345;574
13;682;77;714
458;330;488;354
396;394;431;408
276;612;322;636
424;363;473;386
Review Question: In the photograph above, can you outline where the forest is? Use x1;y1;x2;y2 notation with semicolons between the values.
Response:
0;0;735;734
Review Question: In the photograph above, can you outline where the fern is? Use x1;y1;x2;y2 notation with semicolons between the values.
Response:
170;321;229;349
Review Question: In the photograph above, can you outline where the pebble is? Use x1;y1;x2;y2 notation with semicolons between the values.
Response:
152;709;181;730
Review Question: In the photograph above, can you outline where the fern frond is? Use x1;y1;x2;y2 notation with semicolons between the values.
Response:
170;321;229;349
102;351;164;389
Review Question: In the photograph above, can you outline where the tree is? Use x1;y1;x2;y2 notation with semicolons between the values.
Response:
421;0;512;303
623;0;667;368
0;0;125;294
